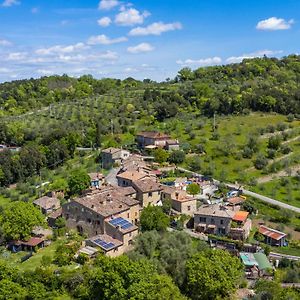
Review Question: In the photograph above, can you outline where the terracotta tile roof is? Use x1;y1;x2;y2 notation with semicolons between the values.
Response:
14;237;44;247
48;208;62;219
232;211;249;222
72;186;139;217
259;225;287;241
33;196;60;210
171;190;196;203
137;131;170;139
161;184;176;195
132;178;163;193
89;173;105;180
114;186;137;197
116;170;150;181
195;204;235;219
227;197;245;206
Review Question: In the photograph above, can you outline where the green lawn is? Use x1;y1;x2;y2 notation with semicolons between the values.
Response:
2;239;62;272
19;240;60;271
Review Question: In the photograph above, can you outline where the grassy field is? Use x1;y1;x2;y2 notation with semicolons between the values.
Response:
252;177;300;208
19;239;60;271
1;240;59;271
166;112;300;183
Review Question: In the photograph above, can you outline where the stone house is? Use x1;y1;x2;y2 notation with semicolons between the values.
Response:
101;147;130;169
89;173;105;188
161;185;197;215
229;211;252;240
132;179;163;207
33;196;61;215
165;139;180;151
194;204;235;235
136;131;171;149
116;170;155;187
62;186;140;237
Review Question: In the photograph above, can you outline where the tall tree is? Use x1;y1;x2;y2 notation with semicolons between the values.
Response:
0;202;45;240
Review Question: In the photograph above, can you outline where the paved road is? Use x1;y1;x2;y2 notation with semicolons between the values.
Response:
105;167;120;186
281;283;300;288
269;252;300;261
175;166;300;214
226;183;300;213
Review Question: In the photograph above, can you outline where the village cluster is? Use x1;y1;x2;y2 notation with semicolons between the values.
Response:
9;131;290;279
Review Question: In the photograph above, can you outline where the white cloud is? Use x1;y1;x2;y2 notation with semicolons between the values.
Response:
256;17;294;31
97;16;111;27
226;49;283;64
98;0;119;10
87;34;127;45
127;42;154;54
176;57;222;66
115;8;150;26
1;0;19;7
35;42;88;55
0;39;12;46
7;52;27;61
97;50;119;60
129;22;182;36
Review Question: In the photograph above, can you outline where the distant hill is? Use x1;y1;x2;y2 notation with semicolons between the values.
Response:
1;55;300;118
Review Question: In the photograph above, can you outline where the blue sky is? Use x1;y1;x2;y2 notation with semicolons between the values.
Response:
0;0;299;82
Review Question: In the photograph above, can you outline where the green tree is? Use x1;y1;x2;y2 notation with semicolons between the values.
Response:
153;148;169;164
0;279;27;300
54;241;80;266
185;250;243;300
186;183;200;195
140;206;169;232
253;153;268;170
268;135;282;150
128;274;187;300
169;150;185;164
68;169;90;196
0;201;45;240
50;178;68;192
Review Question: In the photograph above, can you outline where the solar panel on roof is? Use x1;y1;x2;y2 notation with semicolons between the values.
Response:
94;238;103;245
93;238;115;250
122;223;133;229
109;217;134;230
109;217;123;226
